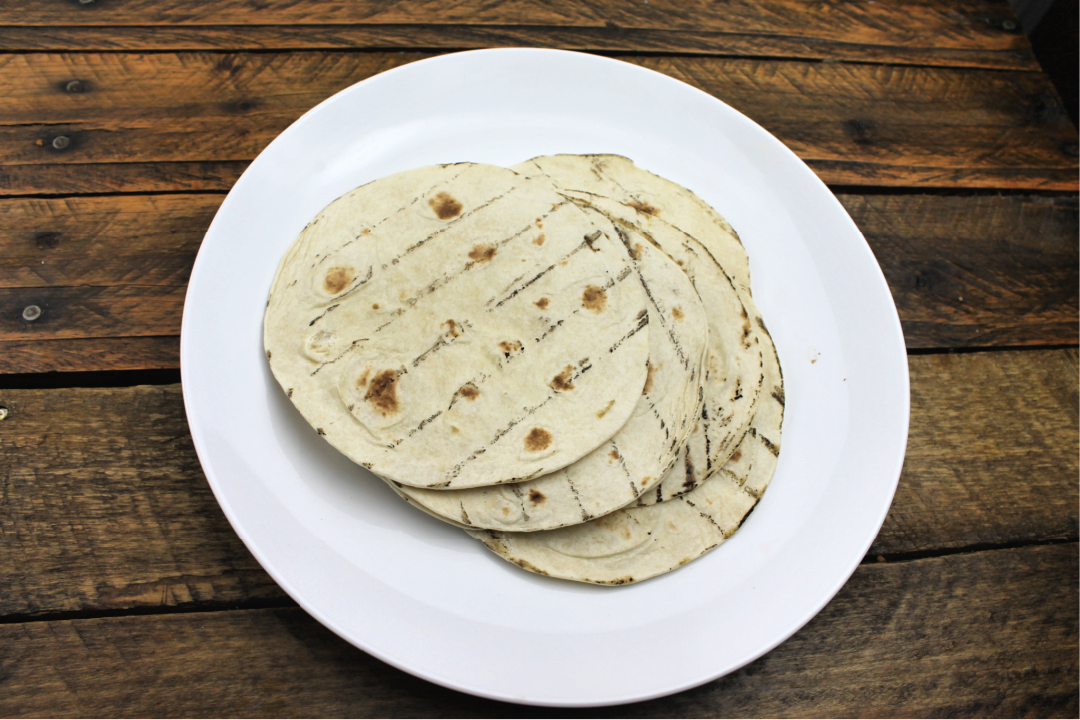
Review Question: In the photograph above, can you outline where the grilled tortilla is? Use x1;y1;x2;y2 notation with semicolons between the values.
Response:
391;219;709;531
264;163;652;489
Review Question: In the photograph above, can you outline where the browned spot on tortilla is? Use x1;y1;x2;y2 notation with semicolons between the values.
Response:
628;200;659;216
428;191;462;220
582;285;607;313
729;448;743;463
629;243;643;260
372;303;380;310
676;259;684;267
498;340;522;357
533;233;546;246
596;399;616;419
323;266;352;294
444;319;461;338
534;297;550;310
469;244;497;263
357;368;371;388
642;361;658;395
528;489;546;504
672;306;685;321
640;476;653;486
364;369;399;416
502;506;511;516
559;259;568;266
550;365;575;392
609;449;620;461
524;427;552;452
458;384;480;401
451;425;460;434
535;218;543;228
359;228;371;236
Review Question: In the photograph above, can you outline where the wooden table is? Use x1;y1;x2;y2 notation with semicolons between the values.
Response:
1;2;1077;716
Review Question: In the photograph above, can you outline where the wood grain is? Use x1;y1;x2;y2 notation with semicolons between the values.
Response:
0;349;1074;618
0;336;180;373
0;194;217;288
0;53;1074;192
0;0;1037;71
0;544;1074;717
0;384;280;618
0;22;1037;71
0;192;1072;372
843;194;1079;349
0;161;245;196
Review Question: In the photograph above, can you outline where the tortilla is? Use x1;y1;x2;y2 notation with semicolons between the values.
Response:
513;155;768;502
264;163;652;489
465;429;767;585
391;219;709;531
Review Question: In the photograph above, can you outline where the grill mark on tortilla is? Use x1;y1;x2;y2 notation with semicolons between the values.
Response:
635;265;691;369
308;302;340;327
310;338;364;376
440;396;554;484
758;431;780;457
510;485;531;521
488;235;594;309
401;409;443;442
608;309;649;354
679;496;723;532
459;502;472;526
772;385;786;407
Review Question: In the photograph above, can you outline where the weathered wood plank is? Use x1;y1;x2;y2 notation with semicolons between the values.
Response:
0;194;216;288
0;285;185;341
0;161;245;196
843;194;1079;349
0;21;1037;72
0;336;180;374
872;348;1079;556
0;384;281;618
0;53;1074;191
0;350;1074;618
0;0;1037;70
0;544;1074;717
0;192;1071;371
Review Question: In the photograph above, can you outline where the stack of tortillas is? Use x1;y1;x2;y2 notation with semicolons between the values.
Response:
264;154;784;585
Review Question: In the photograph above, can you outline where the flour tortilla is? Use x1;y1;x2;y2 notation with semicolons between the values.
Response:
465;428;768;585
513;155;768;502
391;221;709;531
264;163;651;489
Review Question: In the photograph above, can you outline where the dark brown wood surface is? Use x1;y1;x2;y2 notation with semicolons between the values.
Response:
0;0;1076;716
1;53;1074;193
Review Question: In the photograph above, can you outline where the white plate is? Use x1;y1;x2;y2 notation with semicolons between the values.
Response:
181;49;909;707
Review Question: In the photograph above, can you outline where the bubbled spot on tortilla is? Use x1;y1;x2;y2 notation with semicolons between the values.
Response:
528;489;546;504
458;384;480;401
468;244;497;263
533;233;546;246
550;365;575;392
672;306;684;321
524;427;552;452
498;340;522;358
428;191;462;220
534;297;549;310
322;266;352;294
582;285;607;313
364;369;399;416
